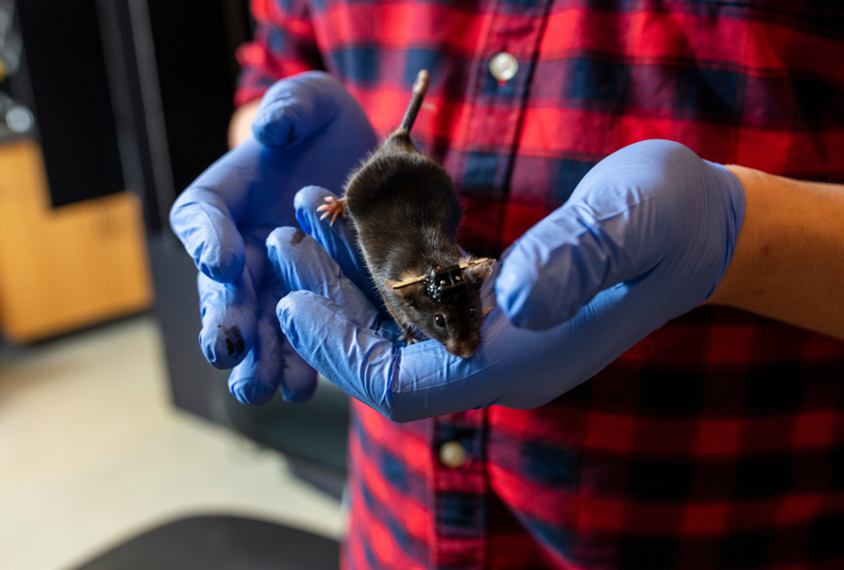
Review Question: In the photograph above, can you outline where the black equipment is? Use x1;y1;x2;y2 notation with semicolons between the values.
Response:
9;0;251;229
425;264;468;304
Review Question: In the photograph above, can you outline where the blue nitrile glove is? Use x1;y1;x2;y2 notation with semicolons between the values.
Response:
267;140;743;421
496;139;744;330
169;72;377;405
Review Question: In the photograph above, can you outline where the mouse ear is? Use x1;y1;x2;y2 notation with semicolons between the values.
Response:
464;259;495;285
385;279;419;305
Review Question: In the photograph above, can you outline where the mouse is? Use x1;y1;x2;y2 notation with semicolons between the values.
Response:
317;69;494;358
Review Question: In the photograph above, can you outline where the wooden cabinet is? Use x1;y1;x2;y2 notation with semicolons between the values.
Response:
0;141;153;342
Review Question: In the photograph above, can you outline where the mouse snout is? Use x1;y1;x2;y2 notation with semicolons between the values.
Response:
447;336;481;359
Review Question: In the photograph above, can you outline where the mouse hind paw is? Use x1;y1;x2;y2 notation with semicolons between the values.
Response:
317;196;347;225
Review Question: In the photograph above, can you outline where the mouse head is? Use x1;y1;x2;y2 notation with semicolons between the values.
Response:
386;259;495;358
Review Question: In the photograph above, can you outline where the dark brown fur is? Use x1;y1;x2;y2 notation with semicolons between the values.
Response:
341;70;493;358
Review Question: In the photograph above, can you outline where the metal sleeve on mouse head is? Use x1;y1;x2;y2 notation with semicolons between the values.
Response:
392;258;491;305
425;265;466;304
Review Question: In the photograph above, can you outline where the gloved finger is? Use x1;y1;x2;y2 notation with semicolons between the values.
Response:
197;233;269;368
277;290;397;413
293;186;382;307
171;185;246;284
171;72;377;283
275;287;543;422
227;276;317;405
497;140;711;330
277;332;320;402
253;71;349;149
266;227;385;333
198;270;256;369
279;258;689;422
169;136;304;285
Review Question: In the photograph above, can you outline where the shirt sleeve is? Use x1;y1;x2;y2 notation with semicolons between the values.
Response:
234;0;325;106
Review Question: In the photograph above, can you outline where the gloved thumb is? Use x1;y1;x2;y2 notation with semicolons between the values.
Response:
170;183;247;284
496;198;645;330
252;71;351;148
497;140;716;330
497;140;744;331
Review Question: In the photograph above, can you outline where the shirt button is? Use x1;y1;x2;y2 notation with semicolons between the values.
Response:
439;441;467;468
489;52;519;82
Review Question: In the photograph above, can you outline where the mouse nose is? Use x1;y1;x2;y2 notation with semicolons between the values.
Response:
448;338;480;359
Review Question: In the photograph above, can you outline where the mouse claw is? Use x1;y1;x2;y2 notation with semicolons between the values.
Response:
317;196;347;226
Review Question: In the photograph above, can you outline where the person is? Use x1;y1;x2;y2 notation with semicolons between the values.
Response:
170;1;844;568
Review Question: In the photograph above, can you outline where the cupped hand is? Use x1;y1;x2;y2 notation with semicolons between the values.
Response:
268;141;744;420
496;139;744;330
169;72;377;405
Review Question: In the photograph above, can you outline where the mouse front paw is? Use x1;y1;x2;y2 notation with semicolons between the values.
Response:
398;329;419;345
316;196;347;225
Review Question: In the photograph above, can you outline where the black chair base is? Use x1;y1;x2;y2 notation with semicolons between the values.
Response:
70;515;340;570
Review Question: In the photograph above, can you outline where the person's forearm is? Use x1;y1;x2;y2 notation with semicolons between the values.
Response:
228;99;261;148
707;166;844;340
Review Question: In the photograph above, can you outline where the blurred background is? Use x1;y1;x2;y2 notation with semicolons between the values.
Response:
0;1;351;568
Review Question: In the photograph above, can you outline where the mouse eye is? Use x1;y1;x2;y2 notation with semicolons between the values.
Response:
469;307;476;319
434;315;445;327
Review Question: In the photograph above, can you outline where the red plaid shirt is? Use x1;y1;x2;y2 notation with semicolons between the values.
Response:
236;1;844;568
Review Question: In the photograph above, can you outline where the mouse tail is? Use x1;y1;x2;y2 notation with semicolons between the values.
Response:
397;69;430;135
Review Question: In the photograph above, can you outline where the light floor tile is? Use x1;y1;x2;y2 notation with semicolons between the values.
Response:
0;316;342;570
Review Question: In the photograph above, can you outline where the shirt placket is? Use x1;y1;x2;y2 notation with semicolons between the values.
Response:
430;6;550;569
430;408;488;569
458;0;551;255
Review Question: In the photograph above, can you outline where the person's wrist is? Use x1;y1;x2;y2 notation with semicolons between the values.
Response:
228;99;261;149
704;164;763;308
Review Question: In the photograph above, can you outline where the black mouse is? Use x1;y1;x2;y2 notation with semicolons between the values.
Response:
318;70;494;358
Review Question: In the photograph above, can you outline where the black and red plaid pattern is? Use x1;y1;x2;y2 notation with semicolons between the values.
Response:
236;1;844;568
